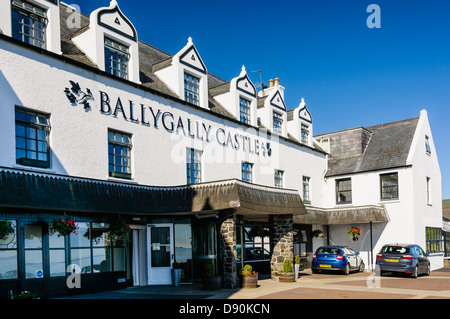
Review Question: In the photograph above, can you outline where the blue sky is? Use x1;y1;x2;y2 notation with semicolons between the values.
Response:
70;0;450;199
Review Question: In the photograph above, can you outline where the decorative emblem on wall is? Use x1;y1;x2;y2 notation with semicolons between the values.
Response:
267;143;272;157
64;81;95;110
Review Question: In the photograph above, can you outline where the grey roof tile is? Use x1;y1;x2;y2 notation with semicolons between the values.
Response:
320;117;419;177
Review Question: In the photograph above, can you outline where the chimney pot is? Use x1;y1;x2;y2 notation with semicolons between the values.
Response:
269;79;274;88
274;78;280;86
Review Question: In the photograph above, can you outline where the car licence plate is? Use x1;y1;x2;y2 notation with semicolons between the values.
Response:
385;258;399;262
320;264;332;268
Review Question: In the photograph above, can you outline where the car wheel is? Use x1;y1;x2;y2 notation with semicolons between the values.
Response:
412;266;418;279
359;261;365;272
343;263;350;275
425;264;430;276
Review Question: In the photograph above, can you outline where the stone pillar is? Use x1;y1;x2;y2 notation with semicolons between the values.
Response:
270;214;294;279
219;210;238;289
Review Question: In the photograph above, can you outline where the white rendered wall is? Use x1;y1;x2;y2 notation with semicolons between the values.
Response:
0;40;327;201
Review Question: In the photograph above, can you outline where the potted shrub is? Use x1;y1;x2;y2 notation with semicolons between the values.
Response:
279;259;295;283
49;216;78;237
0;220;14;240
241;264;258;288
13;291;39;299
202;259;221;290
294;255;302;279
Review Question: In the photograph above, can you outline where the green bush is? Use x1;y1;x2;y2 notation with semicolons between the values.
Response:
283;259;293;273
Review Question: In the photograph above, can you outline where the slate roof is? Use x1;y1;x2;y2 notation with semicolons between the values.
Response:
316;117;420;177
59;3;235;119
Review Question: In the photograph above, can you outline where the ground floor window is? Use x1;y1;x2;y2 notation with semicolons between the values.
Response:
0;217;127;282
426;227;443;253
0;220;18;280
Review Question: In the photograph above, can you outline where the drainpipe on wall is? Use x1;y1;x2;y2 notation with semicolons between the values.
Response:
326;225;330;245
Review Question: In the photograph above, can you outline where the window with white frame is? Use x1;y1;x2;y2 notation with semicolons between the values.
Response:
11;0;47;49
380;173;399;200
15;107;50;168
186;148;202;184
240;97;251;124
273;112;283;135
336;178;352;204
274;170;284;188
108;130;132;179
241;162;253;183
426;177;431;205
301;124;310;144
303;176;311;204
104;37;129;79
184;73;200;106
425;135;431;155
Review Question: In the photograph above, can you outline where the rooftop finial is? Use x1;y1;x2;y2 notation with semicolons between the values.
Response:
188;37;193;43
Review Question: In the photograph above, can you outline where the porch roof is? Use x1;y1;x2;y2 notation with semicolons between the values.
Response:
296;205;390;225
0;169;306;217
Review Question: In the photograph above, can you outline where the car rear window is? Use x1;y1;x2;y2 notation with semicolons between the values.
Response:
381;246;410;254
316;248;341;254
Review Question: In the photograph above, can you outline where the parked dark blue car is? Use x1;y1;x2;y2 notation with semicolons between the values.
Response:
312;246;365;275
376;244;430;278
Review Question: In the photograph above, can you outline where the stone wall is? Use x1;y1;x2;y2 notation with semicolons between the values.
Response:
270;214;294;279
219;210;238;288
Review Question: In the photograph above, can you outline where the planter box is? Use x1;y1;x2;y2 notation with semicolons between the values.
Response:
241;274;258;288
278;273;295;283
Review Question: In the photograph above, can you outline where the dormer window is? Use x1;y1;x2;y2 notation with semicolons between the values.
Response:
104;37;129;79
239;97;251;124
301;124;310;144
273;111;283;135
184;73;200;106
11;0;47;49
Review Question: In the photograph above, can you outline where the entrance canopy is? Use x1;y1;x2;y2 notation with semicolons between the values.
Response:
0;169;306;218
296;205;390;225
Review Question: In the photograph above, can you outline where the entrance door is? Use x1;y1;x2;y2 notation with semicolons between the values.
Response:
147;224;174;285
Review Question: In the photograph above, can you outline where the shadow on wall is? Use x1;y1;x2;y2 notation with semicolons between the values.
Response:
0;69;68;176
327;222;388;269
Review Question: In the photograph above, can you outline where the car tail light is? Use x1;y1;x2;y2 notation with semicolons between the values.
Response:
376;253;383;259
402;255;414;260
336;254;343;261
313;254;316;260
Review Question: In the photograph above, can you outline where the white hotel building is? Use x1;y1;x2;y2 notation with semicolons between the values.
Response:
0;0;443;298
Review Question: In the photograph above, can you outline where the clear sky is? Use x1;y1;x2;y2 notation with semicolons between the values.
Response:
68;0;450;199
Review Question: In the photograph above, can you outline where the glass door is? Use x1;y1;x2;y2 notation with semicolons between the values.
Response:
147;224;173;285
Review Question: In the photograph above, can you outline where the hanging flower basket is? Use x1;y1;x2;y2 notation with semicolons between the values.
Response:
348;226;361;241
311;229;325;238
0;220;15;240
49;216;78;237
109;218;131;242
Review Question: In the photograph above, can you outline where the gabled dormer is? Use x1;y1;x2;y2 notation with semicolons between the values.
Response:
71;0;140;83
211;66;257;125
257;78;287;137
154;37;209;109
287;98;314;146
0;0;61;54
